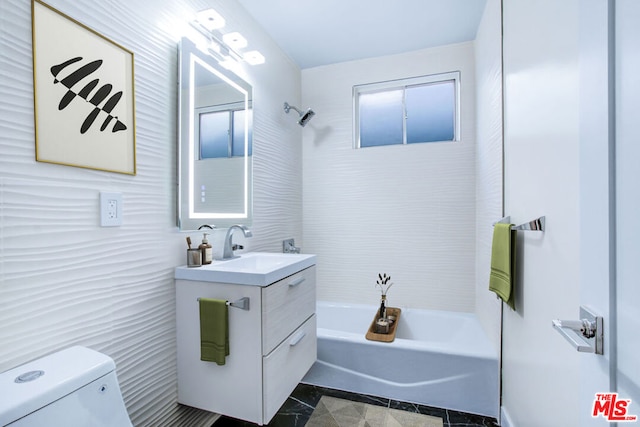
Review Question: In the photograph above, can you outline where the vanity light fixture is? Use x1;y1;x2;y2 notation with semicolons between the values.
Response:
206;43;239;70
207;39;222;55
219;58;241;71
243;50;265;65
222;32;248;50
207;48;231;65
206;42;232;63
192;8;264;66
195;8;226;31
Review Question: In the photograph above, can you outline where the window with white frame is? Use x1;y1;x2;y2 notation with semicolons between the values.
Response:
353;71;460;148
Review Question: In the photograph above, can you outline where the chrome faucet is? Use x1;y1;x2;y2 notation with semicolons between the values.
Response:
222;224;253;260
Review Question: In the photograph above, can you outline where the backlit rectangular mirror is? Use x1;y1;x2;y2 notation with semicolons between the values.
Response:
178;37;253;230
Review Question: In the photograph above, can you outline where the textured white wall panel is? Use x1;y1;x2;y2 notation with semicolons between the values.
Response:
302;43;477;312
474;0;503;353
0;0;301;425
502;1;581;426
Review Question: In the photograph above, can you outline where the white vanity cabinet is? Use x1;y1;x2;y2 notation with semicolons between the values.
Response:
175;263;316;425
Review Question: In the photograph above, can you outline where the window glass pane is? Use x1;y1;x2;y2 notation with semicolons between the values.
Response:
406;81;455;143
359;90;403;147
232;110;253;157
200;111;230;158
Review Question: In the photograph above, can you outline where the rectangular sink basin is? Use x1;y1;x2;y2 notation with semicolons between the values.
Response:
175;252;316;286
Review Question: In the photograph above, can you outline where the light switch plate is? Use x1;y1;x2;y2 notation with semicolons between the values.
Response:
100;192;123;227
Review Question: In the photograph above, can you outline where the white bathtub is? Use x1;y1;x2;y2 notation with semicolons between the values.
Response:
302;301;499;418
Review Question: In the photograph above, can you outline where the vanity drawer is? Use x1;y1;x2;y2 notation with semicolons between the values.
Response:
263;315;316;422
262;266;315;354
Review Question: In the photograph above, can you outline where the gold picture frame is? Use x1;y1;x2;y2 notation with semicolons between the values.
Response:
32;0;136;175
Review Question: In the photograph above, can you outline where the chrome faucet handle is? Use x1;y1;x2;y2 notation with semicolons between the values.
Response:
282;238;301;253
221;224;252;259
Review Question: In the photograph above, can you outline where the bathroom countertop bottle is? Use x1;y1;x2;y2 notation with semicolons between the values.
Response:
199;233;212;265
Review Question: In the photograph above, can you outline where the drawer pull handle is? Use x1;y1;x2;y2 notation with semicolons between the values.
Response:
288;277;306;287
289;331;307;346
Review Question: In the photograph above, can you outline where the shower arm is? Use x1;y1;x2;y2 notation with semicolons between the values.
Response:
284;102;303;116
284;101;315;127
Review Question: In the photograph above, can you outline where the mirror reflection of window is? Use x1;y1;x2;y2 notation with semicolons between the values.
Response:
232;109;253;156
197;106;253;159
199;109;230;158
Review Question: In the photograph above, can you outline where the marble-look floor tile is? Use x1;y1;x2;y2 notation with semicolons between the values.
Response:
388;399;500;427
445;410;501;427
292;384;391;409
390;400;449;420
212;383;500;427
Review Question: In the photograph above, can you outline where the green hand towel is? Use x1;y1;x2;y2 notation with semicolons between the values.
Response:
199;298;229;365
489;223;516;310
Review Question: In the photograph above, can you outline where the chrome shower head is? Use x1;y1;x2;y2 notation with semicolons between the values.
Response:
284;102;315;127
298;108;316;127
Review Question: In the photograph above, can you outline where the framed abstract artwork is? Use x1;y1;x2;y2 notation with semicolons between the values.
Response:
32;0;136;175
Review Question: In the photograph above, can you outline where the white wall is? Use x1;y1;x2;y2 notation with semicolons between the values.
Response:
474;0;503;353
501;0;582;426
301;43;477;312
0;0;301;425
616;0;640;411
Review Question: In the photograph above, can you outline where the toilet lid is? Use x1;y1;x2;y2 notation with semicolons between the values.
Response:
0;346;115;425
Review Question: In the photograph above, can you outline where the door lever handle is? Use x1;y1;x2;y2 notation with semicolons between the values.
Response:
553;319;597;339
552;306;603;355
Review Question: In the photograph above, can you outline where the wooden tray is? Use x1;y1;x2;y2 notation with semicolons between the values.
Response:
365;307;401;343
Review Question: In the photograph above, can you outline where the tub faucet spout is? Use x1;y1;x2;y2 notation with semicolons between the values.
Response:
222;224;252;260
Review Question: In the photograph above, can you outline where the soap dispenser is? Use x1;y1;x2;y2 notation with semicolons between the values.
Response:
199;233;212;265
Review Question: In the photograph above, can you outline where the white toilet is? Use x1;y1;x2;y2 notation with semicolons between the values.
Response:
0;346;133;426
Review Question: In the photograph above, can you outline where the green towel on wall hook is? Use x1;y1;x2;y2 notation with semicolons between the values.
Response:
489;223;516;310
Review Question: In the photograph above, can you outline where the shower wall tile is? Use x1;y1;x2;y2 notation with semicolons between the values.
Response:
0;0;301;425
301;43;477;312
474;0;504;353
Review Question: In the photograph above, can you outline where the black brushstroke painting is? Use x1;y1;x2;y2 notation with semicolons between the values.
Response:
51;56;128;134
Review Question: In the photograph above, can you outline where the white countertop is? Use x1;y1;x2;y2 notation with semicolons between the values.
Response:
174;252;316;286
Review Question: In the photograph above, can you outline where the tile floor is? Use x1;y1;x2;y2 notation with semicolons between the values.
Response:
212;383;500;427
305;395;443;427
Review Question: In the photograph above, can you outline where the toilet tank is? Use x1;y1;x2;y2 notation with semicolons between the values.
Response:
0;346;132;427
